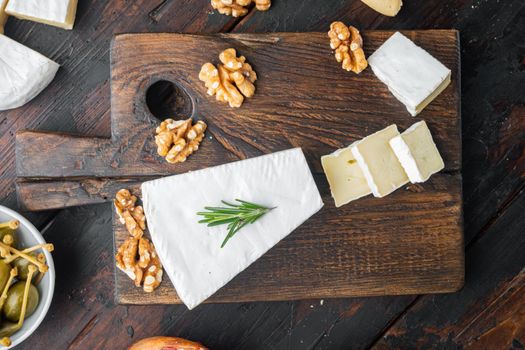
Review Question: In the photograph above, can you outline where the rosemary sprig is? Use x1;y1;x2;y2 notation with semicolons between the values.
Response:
197;199;275;248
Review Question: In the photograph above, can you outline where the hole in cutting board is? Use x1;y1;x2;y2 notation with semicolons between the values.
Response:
146;80;193;121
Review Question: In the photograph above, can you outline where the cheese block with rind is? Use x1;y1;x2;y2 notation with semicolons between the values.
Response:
389;121;445;183
0;34;60;111
368;32;451;116
142;148;324;309
351;125;409;198
321;143;371;207
6;0;78;30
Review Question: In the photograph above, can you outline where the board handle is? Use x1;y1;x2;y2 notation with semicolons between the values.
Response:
16;179;143;211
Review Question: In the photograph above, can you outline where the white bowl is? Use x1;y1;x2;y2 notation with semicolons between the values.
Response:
0;206;55;349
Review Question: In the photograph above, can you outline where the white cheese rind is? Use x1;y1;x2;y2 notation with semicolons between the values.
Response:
351;125;409;197
389;121;445;183
142;148;324;309
6;0;78;30
321;142;371;207
368;32;451;116
0;34;60;111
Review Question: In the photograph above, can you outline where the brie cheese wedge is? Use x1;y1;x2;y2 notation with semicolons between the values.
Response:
321;143;371;207
351;125;409;197
142;148;324;309
361;0;402;17
0;0;8;34
6;0;78;30
0;34;60;111
389;121;445;183
368;32;451;116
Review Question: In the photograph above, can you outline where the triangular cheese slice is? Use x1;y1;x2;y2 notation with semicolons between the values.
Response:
0;34;59;111
142;148;324;309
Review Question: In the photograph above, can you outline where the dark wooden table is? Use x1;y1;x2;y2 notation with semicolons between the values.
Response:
1;1;524;349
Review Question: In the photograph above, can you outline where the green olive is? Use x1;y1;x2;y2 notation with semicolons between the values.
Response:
3;281;39;322
0;260;10;292
12;256;37;282
0;228;16;247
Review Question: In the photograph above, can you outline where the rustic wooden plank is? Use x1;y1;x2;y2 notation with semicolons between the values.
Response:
114;172;463;304
14;30;464;305
16;29;461;190
372;189;525;349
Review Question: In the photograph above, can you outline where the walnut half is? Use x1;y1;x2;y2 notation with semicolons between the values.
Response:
114;189;146;239
155;118;207;164
114;188;163;293
199;48;257;108
211;0;271;17
328;22;368;74
116;237;163;293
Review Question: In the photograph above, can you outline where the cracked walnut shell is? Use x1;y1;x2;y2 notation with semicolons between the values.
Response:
199;48;257;108
155;118;207;164
211;0;271;17
328;22;368;74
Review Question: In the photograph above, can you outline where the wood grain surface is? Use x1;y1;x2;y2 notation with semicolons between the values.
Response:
0;0;523;349
16;30;463;304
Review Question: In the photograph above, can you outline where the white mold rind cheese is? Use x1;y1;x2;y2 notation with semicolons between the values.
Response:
142;148;324;310
0;34;59;111
389;121;445;183
321;143;371;207
368;32;451;116
351;124;409;197
6;0;78;30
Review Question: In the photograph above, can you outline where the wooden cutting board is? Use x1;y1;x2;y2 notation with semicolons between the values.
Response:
16;30;463;304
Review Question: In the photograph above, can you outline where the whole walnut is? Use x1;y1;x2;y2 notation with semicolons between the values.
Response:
211;0;271;17
199;48;257;108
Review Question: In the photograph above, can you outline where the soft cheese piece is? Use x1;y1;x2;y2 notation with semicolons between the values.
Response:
368;32;451;116
0;34;60;111
351;125;409;197
6;0;78;30
142;148;324;309
321;143;371;207
361;0;402;17
389;121;445;183
0;0;8;34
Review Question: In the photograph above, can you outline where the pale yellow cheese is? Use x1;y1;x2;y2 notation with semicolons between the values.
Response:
6;0;78;30
351;125;409;197
0;0;8;34
389;121;445;183
321;144;371;207
361;0;402;17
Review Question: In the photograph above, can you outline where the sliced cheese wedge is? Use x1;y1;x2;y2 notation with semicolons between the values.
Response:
6;0;78;30
0;34;60;111
368;32;451;116
351;125;409;197
361;0;402;17
0;0;8;34
321;143;371;207
142;148;324;309
389;121;445;183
